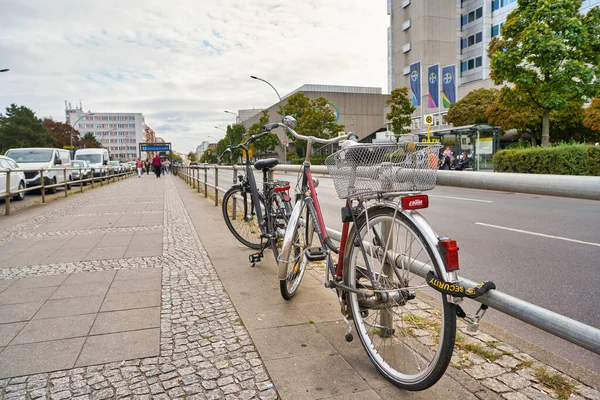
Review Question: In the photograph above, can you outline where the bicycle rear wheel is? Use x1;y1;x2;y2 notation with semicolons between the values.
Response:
279;200;314;300
222;187;263;250
343;206;455;391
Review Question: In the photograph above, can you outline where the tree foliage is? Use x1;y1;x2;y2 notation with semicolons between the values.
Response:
187;151;197;162
42;118;78;149
446;88;498;127
488;0;600;146
0;104;54;154
79;132;102;149
487;89;596;143
277;92;344;156
248;110;279;157
385;87;416;136
584;98;600;133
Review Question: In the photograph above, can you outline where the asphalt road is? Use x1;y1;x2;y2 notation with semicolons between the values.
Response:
204;167;600;373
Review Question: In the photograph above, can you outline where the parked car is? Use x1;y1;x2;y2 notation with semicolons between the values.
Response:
4;148;71;194
108;161;122;174
0;155;27;201
74;148;109;177
127;161;136;171
68;160;91;185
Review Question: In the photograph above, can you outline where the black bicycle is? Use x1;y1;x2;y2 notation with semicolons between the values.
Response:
220;125;293;266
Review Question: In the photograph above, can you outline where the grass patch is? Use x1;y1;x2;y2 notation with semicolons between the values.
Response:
308;320;316;325
510;359;533;372
234;317;244;326
456;342;503;361
402;314;440;331
201;335;213;340
533;367;574;400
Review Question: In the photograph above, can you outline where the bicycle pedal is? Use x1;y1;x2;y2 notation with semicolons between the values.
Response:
249;253;262;264
305;247;326;261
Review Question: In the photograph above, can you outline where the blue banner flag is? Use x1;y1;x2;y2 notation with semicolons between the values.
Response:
409;62;421;106
441;65;456;108
427;64;439;109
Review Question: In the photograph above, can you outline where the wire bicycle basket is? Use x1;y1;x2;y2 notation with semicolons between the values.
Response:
325;142;443;199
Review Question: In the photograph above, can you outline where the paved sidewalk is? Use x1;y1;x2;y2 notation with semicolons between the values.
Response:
0;174;276;399
0;173;598;400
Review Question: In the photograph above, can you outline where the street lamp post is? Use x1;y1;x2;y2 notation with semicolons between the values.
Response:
224;110;241;124
70;113;94;152
250;75;286;163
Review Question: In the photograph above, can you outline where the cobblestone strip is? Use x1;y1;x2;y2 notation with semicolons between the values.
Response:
3;225;163;243
0;177;279;400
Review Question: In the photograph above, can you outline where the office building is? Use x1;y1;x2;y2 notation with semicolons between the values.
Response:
66;102;155;160
388;0;599;134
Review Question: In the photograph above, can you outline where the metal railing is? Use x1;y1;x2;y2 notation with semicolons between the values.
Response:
173;163;600;356
0;166;134;215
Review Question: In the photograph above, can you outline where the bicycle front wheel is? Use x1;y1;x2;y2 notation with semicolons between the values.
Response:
279;200;314;300
222;187;263;250
343;206;456;391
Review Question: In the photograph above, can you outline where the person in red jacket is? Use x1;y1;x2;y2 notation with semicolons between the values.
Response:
152;155;162;178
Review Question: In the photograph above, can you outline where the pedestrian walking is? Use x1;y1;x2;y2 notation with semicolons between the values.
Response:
145;159;150;174
153;155;162;178
164;159;171;174
136;158;143;177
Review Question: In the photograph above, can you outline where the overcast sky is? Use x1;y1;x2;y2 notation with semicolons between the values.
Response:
0;0;389;153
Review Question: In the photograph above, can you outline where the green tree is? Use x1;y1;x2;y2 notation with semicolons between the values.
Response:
446;88;498;127
187;151;197;162
43;118;78;149
584;98;600;133
79;132;101;148
488;0;600;147
487;89;596;144
248;110;279;158
385;87;416;136
0;104;54;153
277;92;344;156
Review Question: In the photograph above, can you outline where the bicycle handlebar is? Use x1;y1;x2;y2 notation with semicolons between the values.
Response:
264;122;356;145
218;130;271;160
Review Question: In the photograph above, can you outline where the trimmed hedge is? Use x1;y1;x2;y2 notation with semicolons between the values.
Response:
493;144;600;176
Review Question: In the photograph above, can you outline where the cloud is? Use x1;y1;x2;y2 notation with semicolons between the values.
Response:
0;0;388;153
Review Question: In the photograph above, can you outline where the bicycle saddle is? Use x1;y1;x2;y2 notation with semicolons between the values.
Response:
254;158;279;171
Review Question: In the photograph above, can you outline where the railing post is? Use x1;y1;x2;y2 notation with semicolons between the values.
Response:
64;169;68;197
91;169;95;188
204;168;208;198
5;171;11;216
196;167;200;193
79;168;84;193
214;165;219;206
40;169;46;204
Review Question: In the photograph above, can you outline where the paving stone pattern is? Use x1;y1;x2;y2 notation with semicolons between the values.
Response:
0;177;277;399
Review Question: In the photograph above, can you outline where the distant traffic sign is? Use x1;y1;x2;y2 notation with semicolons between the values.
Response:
424;114;434;125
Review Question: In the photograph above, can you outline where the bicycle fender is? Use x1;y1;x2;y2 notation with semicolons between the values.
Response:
278;200;305;280
230;183;244;191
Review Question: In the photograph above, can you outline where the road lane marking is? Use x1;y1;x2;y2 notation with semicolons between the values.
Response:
430;195;493;203
475;222;600;247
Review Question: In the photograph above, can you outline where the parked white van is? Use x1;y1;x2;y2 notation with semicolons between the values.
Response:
4;148;71;193
74;148;109;177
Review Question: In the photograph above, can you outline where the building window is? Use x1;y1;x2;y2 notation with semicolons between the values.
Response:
492;0;500;11
402;42;411;53
402;20;411;31
476;32;483;43
492;24;500;37
461;14;468;26
476;56;482;67
461;61;468;72
402;0;410;8
476;7;483;19
468;59;475;69
468;11;475;22
461;38;468;49
468;35;475;46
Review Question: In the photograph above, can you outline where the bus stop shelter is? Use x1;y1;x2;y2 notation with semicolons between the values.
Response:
419;123;501;170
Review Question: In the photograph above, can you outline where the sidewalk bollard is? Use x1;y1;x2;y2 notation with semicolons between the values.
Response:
204;168;208;198
64;169;68;197
40;170;46;203
5;171;11;216
214;166;219;206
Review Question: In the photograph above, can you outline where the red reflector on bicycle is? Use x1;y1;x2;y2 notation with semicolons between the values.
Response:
401;195;429;210
439;239;460;271
283;195;291;202
274;186;290;192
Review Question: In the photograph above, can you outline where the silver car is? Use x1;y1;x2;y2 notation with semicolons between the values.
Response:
0;155;26;201
69;160;91;185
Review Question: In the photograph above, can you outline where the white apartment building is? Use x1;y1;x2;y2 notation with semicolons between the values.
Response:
66;103;151;160
388;0;600;133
